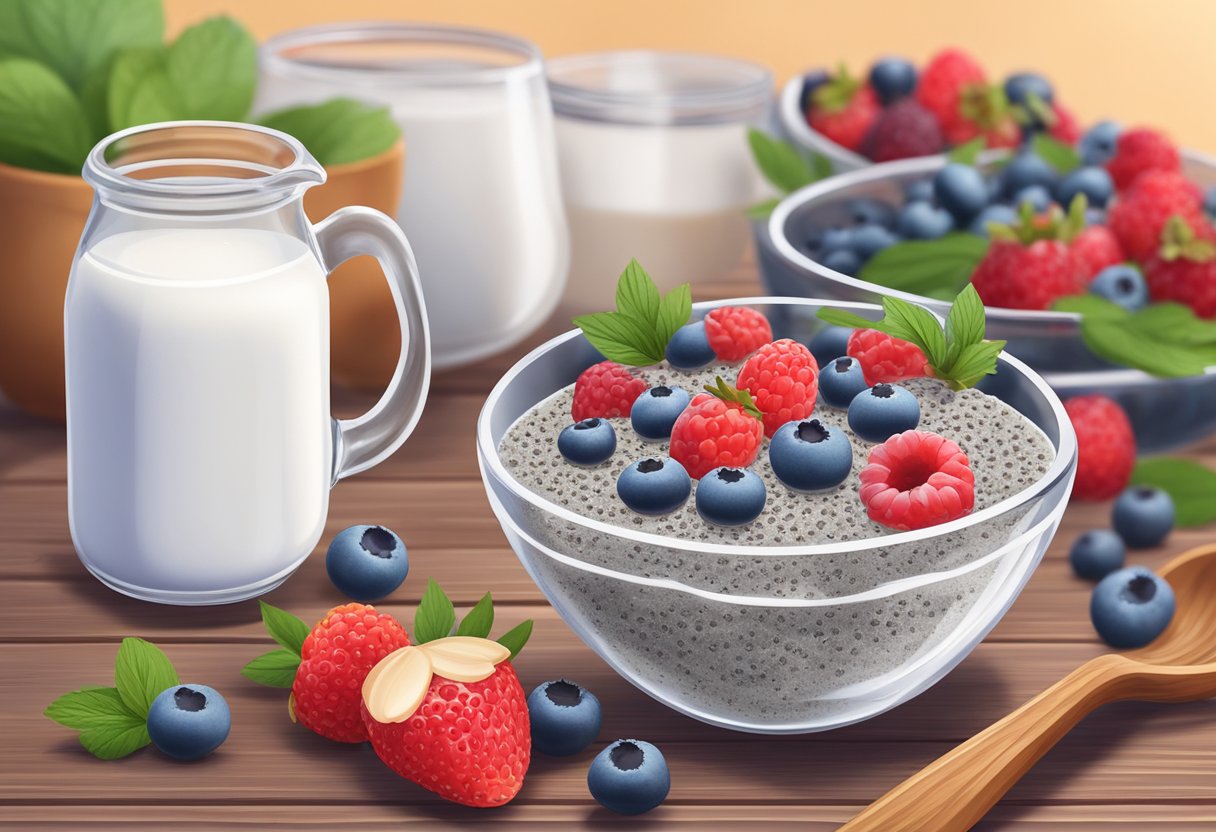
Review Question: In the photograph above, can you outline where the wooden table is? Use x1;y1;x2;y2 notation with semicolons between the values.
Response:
4;276;1216;831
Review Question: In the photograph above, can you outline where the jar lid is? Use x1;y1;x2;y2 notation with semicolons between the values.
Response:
547;50;773;126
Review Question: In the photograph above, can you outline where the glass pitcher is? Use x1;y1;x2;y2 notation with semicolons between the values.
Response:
65;121;431;605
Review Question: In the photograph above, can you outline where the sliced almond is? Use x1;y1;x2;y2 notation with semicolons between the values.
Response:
362;646;434;724
424;636;511;665
287;692;297;724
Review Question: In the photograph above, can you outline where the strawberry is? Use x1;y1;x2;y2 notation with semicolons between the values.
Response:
1107;170;1205;263
807;65;880;152
858;430;975;531
944;83;1020;150
571;361;647;421
1071;225;1125;283
669;377;764;479
970;202;1088;310
736;339;819;438
847;328;930;385
1064;395;1135;501
1143;216;1216;317
861;99;944;162
916;48;986;132
1106;127;1181;190
1049;103;1082;145
703;305;773;362
243;602;411;743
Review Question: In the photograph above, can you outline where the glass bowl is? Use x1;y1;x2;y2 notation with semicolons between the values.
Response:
477;298;1077;732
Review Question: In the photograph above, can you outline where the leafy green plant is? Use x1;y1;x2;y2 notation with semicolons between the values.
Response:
1130;457;1216;527
1053;294;1216;377
745;128;832;218
572;259;692;366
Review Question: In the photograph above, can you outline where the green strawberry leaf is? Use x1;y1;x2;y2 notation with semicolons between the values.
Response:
1031;133;1081;174
947;137;986;165
746;128;819;194
113;638;179;719
241;648;301;689
455;592;495;639
857;234;990;299
413;578;456;644
1052;296;1216;377
258;601;309;657
496;619;534;661
573;260;692;366
704;376;763;420
1131;458;1216;527
45;687;141;730
79;719;151;760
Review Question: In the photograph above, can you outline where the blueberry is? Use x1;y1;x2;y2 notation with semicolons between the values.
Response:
325;525;409;602
869;57;918;105
1002;152;1057;197
147;684;231;761
1069;529;1126;580
1089;265;1148;312
1112;486;1176;548
847;198;897;229
1085;207;1107;227
897;201;954;240
933;164;988;224
904;179;935;203
1205;185;1216;219
631;386;691;441
820;227;855;254
527;679;602;757
769;418;854;492
1004;72;1054;108
968;204;1019;237
1012;185;1053;213
1056;166;1114;209
588;739;671;815
819;356;869;408
821;248;861;276
617;457;691;516
695;466;767;526
558;417;618;466
851;223;899;260
1090;566;1176;648
848;383;921;442
1079;121;1121;167
799;69;832;113
665;321;715;370
807;326;853;369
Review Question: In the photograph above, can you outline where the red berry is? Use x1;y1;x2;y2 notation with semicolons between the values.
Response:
292;603;412;743
1071;225;1125;283
971;238;1085;310
808;75;880;152
1064;395;1135;501
916;48;986;131
669;391;764;479
571;360;647;421
861;99;944;162
736;339;819;438
943;83;1020;150
847;329;931;385
858;430;975;531
1049;103;1082;145
1106;128;1181;190
1107;170;1205;263
703;306;773;362
1143;217;1216;317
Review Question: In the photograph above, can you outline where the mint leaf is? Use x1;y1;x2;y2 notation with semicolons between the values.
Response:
656;283;693;349
1032;134;1081;174
573;260;691;366
79;719;151;760
747;128;817;193
1132;303;1216;345
947;137;985;165
241;648;301;689
1052;294;1129;322
810;152;834;180
704;376;763;420
949;340;1005;388
258;601;309;656
879;297;948;368
615;259;663;327
1131;458;1216;527
745;197;783;219
496;619;533;661
572;311;665;366
258;98;401;166
455;592;495;638
45;687;139;730
0;58;93;172
414;578;456;644
114;638;179;719
1054;296;1216;377
858;234;990;298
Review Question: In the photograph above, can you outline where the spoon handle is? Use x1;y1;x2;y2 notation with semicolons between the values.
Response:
840;654;1128;832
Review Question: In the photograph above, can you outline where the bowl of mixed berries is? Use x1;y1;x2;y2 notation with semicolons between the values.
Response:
477;262;1076;733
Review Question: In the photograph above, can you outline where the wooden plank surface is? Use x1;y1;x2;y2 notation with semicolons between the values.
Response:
2;276;1214;829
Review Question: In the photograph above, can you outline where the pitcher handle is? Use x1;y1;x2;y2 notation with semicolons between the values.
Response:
314;206;431;483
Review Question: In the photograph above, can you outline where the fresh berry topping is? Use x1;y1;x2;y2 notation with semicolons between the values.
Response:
1080;121;1122;167
851;223;899;260
1001;152;1058;197
945;83;1020;149
147;684;231;761
916;48;986;131
807;326;854;369
1089;264;1149;312
971;204;1087;310
669;380;765;480
1090;567;1175;648
527;679;602;757
823;248;861;276
847;383;922;443
968;204;1018;237
818;355;870;408
1070;224;1125;283
858;430;975;531
869;57;918;105
1070;529;1126;581
807;67;880;152
571;361;647;421
695;466;768;526
1143;216;1216;317
934;163;988;224
325;525;410;603
1112;486;1176;549
1064;395;1136;501
847;329;931;385
616;456;692;515
631;385;692;441
899;201;955;239
1048;103;1082;144
1004;71;1053;109
664;320;715;370
735;339;819;438
1012;185;1052;213
1106;127;1181;190
703;306;773;362
861;99;944;162
588;739;671;816
1056;166;1115;210
846;198;898;229
1107;169;1205;262
558;418;618;466
769;418;854;492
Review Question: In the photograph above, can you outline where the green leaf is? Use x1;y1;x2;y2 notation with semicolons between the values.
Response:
1054;296;1216;377
944;284;987;366
78;719;151;760
257;98;401;166
496;619;533;661
1052;294;1130;322
809;152;834;180
258;601;310;656
455;593;495;639
947;137;985;165
747;128;816;193
113;638;179;719
656;283;693;349
1131;458;1216;527
45;687;140;730
1031;133;1081;174
1131;302;1216;345
241;648;301;689
572;311;665;366
0;58;93;172
615;259;663;327
858;234;990;298
880;296;948;368
703;376;764;420
745;197;783;219
816;307;884;332
948;340;1006;388
414;578;456;644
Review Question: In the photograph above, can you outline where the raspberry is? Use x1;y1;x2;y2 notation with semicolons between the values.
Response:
861;99;944;162
858;430;975;531
293;603;411;743
1106;128;1181;190
669;389;764;479
1071;225;1125;283
1143;216;1216;317
736;339;819;438
808;71;880;152
1049;103;1082;145
847;329;931;385
571;360;647;421
915;48;986;131
970;238;1084;310
704;306;773;362
1064;395;1135;501
1107;170;1204;262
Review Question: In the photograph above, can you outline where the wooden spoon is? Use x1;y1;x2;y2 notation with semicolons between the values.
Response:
840;543;1216;832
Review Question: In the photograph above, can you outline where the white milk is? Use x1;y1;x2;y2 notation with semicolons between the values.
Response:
66;228;331;597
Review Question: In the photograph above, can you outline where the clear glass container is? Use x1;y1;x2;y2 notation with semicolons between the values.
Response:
257;23;570;370
66;121;431;605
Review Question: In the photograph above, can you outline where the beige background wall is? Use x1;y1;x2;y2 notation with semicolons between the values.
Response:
166;0;1216;153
